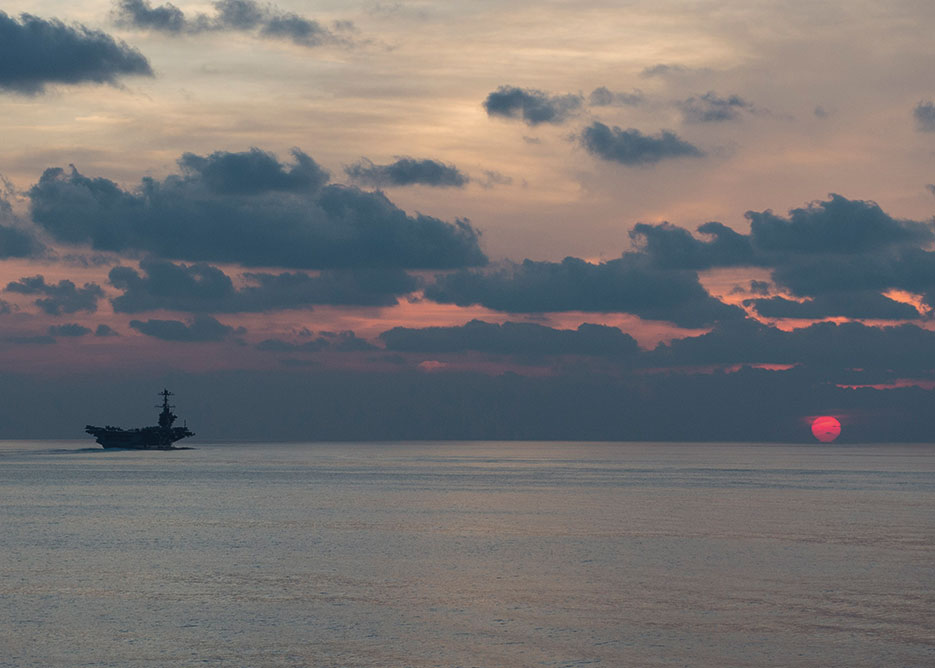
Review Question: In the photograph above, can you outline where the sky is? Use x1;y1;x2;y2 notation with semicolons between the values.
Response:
1;0;934;442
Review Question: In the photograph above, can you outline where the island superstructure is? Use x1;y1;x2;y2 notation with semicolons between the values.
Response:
85;389;195;449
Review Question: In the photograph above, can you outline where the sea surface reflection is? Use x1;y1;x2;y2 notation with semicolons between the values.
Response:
1;440;932;667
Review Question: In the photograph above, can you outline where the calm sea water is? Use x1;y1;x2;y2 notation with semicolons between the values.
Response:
0;440;932;667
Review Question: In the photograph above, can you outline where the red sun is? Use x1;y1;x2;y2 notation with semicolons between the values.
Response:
811;416;842;442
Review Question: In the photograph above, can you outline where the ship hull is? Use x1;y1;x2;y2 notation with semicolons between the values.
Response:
85;425;194;450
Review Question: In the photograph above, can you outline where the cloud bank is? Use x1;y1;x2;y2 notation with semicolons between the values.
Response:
28;148;487;270
129;315;244;342
425;256;741;327
381;320;640;357
5;275;104;315
109;258;420;312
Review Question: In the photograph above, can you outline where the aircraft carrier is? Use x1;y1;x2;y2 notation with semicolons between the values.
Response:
85;389;194;449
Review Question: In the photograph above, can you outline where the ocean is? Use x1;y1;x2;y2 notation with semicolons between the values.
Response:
1;440;932;667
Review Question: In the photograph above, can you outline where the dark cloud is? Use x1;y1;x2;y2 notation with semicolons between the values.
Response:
256;338;327;352
257;330;376;353
129;315;244;342
749;280;771;296
588;87;644;107
579;122;704;166
425;257;742;328
648;318;935;374
28;149;486;270
345;157;468;188
48;323;92;337
95;324;119;337
380;319;640;357
625;195;935;317
926;184;935;197
0;189;46;258
630;221;756;269
260;13;332;47
0;11;152;94
178;147;329;195
768;249;935;304
745;291;922;320
7;335;56;345
0;224;44;258
109;258;420;312
678;92;754;123
632;195;934;265
5;275;103;315
113;0;185;32
114;0;341;47
483;86;583;125
914;100;935;132
746;194;933;254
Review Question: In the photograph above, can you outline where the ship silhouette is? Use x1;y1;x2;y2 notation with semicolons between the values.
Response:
85;389;194;449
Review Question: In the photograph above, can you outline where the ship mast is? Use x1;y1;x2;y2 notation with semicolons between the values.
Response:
157;388;177;428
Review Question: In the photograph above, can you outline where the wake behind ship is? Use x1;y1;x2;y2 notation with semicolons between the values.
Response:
85;389;194;449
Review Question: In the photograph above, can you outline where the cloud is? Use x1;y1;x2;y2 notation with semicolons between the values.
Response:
927;184;935;197
483;86;583;125
178;147;329;195
28;148;486;270
380;319;640;357
7;335;56;345
768;249;935;307
0;190;46;258
627;194;935;317
914;100;935;132
257;330;376;353
479;170;513;189
746;194;933;254
5;275;104;315
345;157;468;188
634;195;934;265
749;280;770;296
114;0;343;47
640;63;690;78
579;122;704;166
745;291;922;320
648;319;935;374
0;11;152;94
95;324;119;337
128;315;244;341
0;224;44;258
678;92;755;123
588;87;644;107
109;258;420;311
48;323;92;337
424;257;742;327
630;221;757;269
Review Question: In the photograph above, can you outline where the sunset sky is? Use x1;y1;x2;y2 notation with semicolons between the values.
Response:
1;0;934;441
